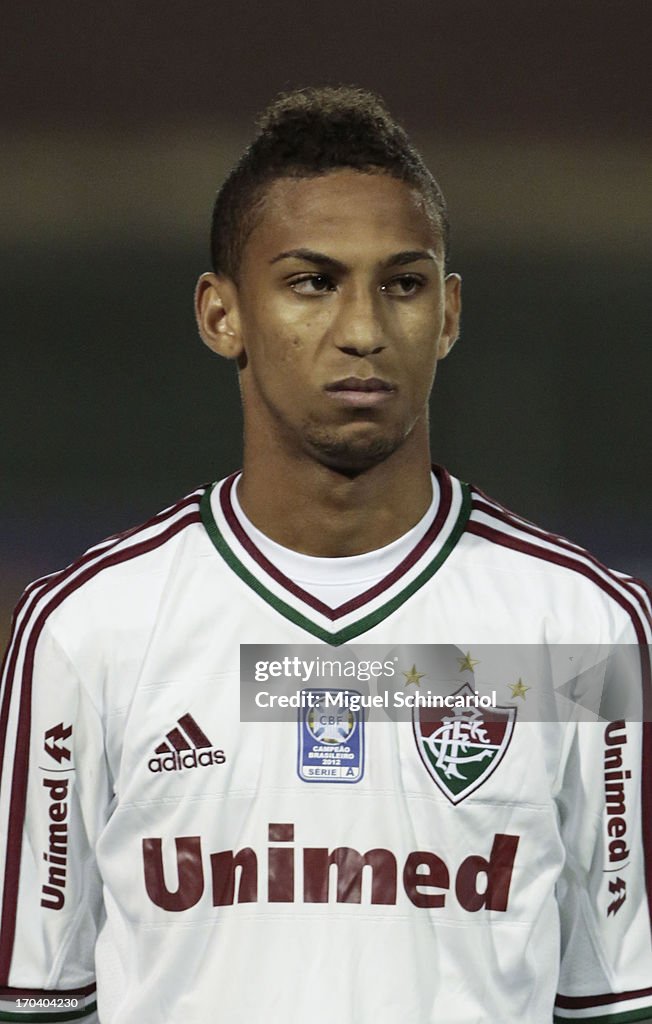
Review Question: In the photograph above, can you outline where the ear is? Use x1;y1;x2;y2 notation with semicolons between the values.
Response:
437;273;462;360
194;272;243;360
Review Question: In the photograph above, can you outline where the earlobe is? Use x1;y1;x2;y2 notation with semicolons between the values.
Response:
194;272;243;360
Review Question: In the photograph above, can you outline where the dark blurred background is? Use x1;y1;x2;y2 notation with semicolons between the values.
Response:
2;0;651;648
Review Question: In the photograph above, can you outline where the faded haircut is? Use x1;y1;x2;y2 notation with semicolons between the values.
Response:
210;86;449;280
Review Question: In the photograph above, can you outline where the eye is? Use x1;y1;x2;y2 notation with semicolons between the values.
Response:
381;274;425;297
289;273;337;296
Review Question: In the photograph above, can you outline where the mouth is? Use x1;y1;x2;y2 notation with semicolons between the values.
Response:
324;377;396;408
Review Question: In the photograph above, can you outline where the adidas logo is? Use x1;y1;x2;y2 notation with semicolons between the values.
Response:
148;713;226;774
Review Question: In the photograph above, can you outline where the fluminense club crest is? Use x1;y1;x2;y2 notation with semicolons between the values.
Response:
413;684;516;804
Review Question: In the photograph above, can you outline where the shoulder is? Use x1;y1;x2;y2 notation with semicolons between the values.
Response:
455;472;651;643
7;485;210;656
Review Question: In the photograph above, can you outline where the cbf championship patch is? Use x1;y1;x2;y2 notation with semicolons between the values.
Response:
298;689;364;783
413;684;516;804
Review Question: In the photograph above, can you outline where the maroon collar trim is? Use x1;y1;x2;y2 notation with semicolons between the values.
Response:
218;466;453;622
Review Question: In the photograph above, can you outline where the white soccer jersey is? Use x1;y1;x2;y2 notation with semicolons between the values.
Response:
1;467;651;1024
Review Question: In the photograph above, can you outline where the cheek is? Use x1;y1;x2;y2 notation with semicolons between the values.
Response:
253;330;311;398
403;342;441;404
406;326;441;370
253;307;314;363
395;305;443;359
269;333;306;377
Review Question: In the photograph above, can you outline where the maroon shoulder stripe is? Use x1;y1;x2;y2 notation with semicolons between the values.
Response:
0;982;97;999
466;518;651;695
472;495;652;630
0;489;205;794
94;488;205;549
555;983;652;1009
0;503;202;983
2;487;205;661
466;515;652;937
0;490;204;879
219;466;453;621
473;490;652;618
615;574;652;626
471;482;543;528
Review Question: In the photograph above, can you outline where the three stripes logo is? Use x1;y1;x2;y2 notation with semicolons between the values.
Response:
148;713;226;773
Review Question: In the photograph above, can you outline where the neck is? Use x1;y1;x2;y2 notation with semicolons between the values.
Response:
237;422;434;557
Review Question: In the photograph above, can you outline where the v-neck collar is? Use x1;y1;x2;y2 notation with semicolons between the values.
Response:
200;466;470;645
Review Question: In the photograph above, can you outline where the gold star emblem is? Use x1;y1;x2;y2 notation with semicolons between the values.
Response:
457;651;480;673
403;664;426;687
508;678;530;700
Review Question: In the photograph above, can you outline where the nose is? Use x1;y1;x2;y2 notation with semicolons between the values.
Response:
334;288;386;357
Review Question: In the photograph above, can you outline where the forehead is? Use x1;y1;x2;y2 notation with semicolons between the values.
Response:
243;170;442;266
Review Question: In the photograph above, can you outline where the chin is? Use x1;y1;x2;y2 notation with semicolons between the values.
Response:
303;425;409;474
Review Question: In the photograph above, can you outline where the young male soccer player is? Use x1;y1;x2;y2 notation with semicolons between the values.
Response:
1;88;651;1023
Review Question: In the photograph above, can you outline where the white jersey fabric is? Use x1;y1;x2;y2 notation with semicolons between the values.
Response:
0;466;651;1024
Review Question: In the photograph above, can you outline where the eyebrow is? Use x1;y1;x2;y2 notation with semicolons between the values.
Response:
269;248;438;271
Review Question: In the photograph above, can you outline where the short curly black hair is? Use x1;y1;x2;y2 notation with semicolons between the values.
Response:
210;86;449;281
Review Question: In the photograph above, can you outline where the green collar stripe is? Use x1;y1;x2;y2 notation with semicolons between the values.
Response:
200;482;471;646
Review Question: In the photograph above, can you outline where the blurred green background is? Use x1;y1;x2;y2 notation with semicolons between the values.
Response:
2;0;651;650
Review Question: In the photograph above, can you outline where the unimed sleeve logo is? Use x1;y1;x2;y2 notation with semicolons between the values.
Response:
44;723;73;764
40;778;70;910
